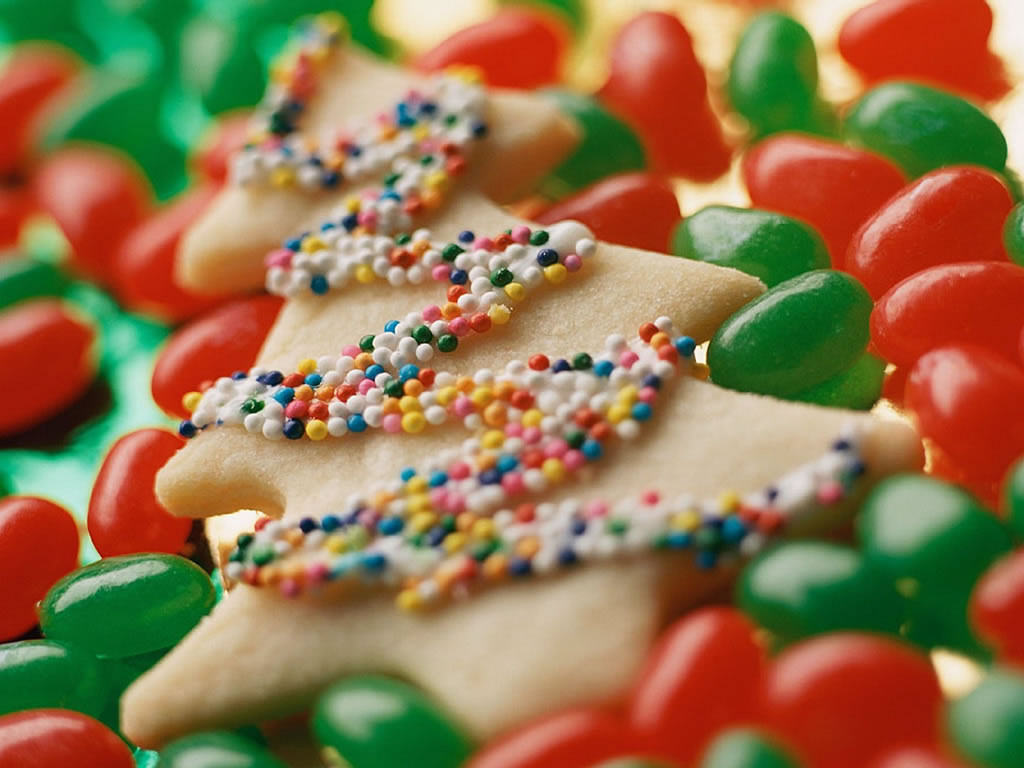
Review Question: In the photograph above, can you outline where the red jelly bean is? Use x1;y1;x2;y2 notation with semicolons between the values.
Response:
33;147;151;283
151;295;284;419
0;497;79;640
629;608;765;764
114;185;226;322
88;429;190;557
0;710;134;768
535;173;681;253
881;365;909;407
465;709;640;768
871;262;1024;366
971;549;1024;667
194;112;251;183
869;745;973;768
598;12;732;181
847;166;1013;298
906;345;1024;504
743;134;906;264
0;183;32;249
760;634;943;768
0;47;76;175
838;0;1007;102
0;299;95;437
414;8;567;89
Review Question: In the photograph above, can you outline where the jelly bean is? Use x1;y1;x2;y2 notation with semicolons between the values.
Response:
859;474;1012;652
742;134;906;262
155;730;287;768
1004;458;1024;540
598;12;731;181
790;352;885;411
844;82;1007;179
630;608;765;765
0;0;99;61
728;12;831;138
151;295;284;419
739;541;905;644
180;14;267;116
415;8;567;89
0;709;135;768
0;258;68;312
708;271;872;398
673;206;829;288
0;46;77;175
40;554;215;658
313;675;472;768
869;746;971;768
838;0;1006;102
95;648;169;737
539;89;647;198
906;346;1024;504
760;634;943;768
194;112;251;184
0;639;109;718
0;299;96;437
593;761;673;768
947;666;1024;768
1005;203;1024;267
971;550;1024;666
848;166;1013;297
466;709;639;768
0;184;31;248
114;185;226;323
871;262;1024;366
88;429;190;557
32;147;151;282
535;173;679;253
881;365;909;407
699;729;801;768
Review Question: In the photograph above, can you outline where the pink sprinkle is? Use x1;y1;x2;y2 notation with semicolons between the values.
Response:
280;580;300;598
358;210;378;227
446;494;466;514
284;401;308;419
306;562;329;583
641;490;660;505
544;438;568;458
449;317;470;336
817;482;843;505
342;345;361;358
563;450;585;471
358;510;379;528
357;378;375;394
429;488;448;507
505;423;523;437
638;387;658;404
510;225;531;244
474;236;494;251
454;396;475;418
584;500;609;519
564;253;583;272
361;188;380;201
265;248;293;269
422;305;442;322
501;472;525;495
523;426;542;444
382;414;402;433
620;350;639;368
449;462;471;480
431;265;451;282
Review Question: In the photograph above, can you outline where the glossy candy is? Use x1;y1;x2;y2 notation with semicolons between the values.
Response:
194;112;251;184
32;147;151;282
708;271;872;398
598;12;731;180
1005;203;1024;266
88;429;190;557
630;608;765;765
844;82;1007;179
539;89;646;198
848;166;1013;298
947;666;1024;768
151;295;284;419
0;640;109;718
859;474;1012;651
673;206;829;288
699;729;801;768
790;352;885;411
158;731;287;768
536;173;679;252
415;8;567;89
0;258;68;311
760;634;943;768
179;13;268;116
40;554;215;658
0;710;134;768
742;134;906;263
738;541;905;644
0;299;96;437
0;184;31;248
906;346;1024;504
114;185;225;322
1004;458;1024;540
728;12;829;137
313;676;473;768
971;549;1024;666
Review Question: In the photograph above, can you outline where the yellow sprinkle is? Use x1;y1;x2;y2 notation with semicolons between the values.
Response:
396;589;420;612
436;386;458;406
402;412;426;433
305;420;328;441
472;519;496;540
489;304;511;325
522;409;543;427
444;533;466;553
483;402;507;427
297;358;317;375
441;302;461;320
516;536;540;558
301;236;325;253
355;264;375;284
693;363;711;381
412;124;430;142
181;391;202;413
354;353;373;370
409;512;437;534
607;403;631;424
617;385;638;405
541;458;566;482
294;384;314;402
504;282;526;302
372;491;396;508
407;493;432;515
325;534;347;554
470;387;494;407
405;476;428;495
399;395;421;413
344;195;361;213
481;430;505;450
456;512;477;531
543;264;568;283
672;510;701;532
455;376;475;393
270;167;295;187
425;170;449;190
483;553;507;580
650;331;670;348
378;124;398;141
718;491;741;513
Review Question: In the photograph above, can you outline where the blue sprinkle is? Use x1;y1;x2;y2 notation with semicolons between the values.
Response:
323;171;340;188
231;370;246;380
365;364;384;380
299;517;319;533
458;230;475;243
696;550;717;570
261;370;284;386
283;419;304;440
178;420;197;439
320;221;337;231
378;517;404;536
594;360;614;377
429;471;449;487
362;552;388;572
832;438;852;451
667;531;691;549
631;403;653;421
420;101;437;115
508;557;532;576
558;548;578;566
427;526;447;547
675;336;697;357
496;455;518;473
308;155;323;167
552;359;571;373
273;388;295;405
347;414;367;433
450;269;468;285
642;374;662;390
570;518;587;536
346;145;363;157
304;373;322;387
721;517;747;543
536;248;559;266
380;190;401;202
582;440;603;460
284;237;302;251
471;121;488;137
384;320;399;333
341;213;358;231
479;468;502;485
310;275;329;295
399;364;419;382
400;467;417;482
766;486;779;502
321;515;341;532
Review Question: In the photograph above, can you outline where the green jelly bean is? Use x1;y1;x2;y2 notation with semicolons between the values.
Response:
790;352;885;411
0;0;100;61
40;554;215;658
0;259;69;312
948;667;1024;768
672;206;830;288
728;12;830;137
738;541;905;644
859;474;1012;653
539;89;647;199
844;82;1007;179
0;640;110;718
313;676;472;768
700;728;801;768
180;14;267;116
1005;203;1024;267
157;731;287;768
708;270;872;398
1004;457;1024;540
97;648;169;736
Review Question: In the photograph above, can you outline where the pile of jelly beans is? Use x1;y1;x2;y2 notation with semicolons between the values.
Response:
2;0;1024;766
